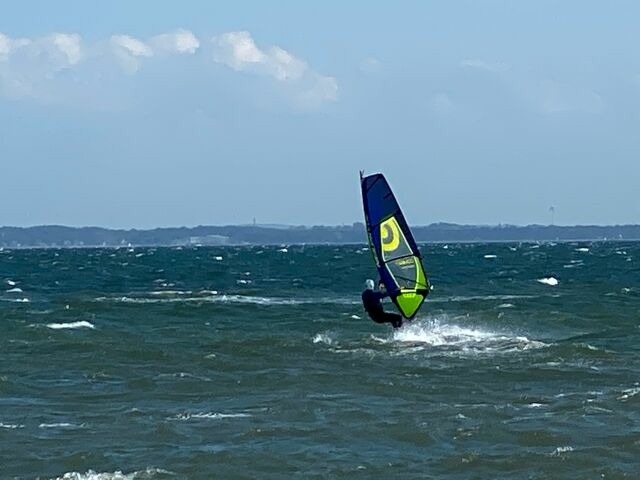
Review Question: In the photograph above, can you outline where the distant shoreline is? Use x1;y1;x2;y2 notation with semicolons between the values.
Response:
1;223;640;248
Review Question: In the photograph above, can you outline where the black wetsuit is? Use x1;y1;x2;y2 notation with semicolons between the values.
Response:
361;289;403;328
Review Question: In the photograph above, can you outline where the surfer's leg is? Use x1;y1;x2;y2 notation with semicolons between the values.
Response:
385;312;403;329
369;312;402;328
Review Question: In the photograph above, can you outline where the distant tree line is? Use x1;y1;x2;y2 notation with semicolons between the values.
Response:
1;222;640;248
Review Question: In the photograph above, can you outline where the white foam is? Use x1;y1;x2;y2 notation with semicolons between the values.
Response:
575;247;590;252
219;294;298;305
351;314;361;319
155;372;211;381
445;294;536;302
5;287;22;293
537;277;559;286
39;422;84;429
313;333;336;345
170;412;250;421
0;422;24;429
199;289;219;295
380;318;546;354
46;321;95;330
498;303;514;308
96;294;356;306
214;256;223;261
551;446;574;456
618;387;640;401
220;294;357;306
236;279;252;285
483;254;497;259
278;248;288;253
149;290;190;296
6;279;16;286
392;320;494;346
50;468;171;480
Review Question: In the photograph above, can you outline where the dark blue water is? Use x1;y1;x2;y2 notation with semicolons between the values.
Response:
1;242;639;479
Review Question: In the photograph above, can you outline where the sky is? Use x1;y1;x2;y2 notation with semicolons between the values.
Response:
1;0;639;228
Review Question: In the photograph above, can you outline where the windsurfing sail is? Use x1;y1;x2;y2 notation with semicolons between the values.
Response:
360;171;430;319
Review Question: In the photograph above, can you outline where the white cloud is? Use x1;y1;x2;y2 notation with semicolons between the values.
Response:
48;33;82;66
536;80;603;114
110;34;153;74
359;57;382;74
212;31;265;69
0;29;336;109
150;29;199;55
0;32;84;100
0;32;81;70
296;75;338;108
211;31;338;107
457;59;605;116
0;33;31;61
0;33;11;60
110;34;153;57
268;46;306;81
460;59;509;73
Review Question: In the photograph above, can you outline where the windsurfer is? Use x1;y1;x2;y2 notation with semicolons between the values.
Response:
361;279;403;329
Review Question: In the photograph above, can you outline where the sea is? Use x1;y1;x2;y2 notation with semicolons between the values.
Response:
1;242;639;479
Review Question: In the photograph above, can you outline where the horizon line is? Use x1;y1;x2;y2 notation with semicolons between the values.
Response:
3;222;640;230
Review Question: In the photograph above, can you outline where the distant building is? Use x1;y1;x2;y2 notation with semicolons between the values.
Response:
188;235;230;246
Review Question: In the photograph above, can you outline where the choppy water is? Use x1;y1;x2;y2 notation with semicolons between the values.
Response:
1;242;639;479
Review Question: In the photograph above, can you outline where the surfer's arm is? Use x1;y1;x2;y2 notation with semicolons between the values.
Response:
374;291;388;301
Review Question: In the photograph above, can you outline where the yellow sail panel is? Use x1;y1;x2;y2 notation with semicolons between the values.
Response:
380;217;412;259
379;216;429;318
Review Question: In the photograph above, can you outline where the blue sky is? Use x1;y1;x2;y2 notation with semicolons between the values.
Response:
1;1;639;228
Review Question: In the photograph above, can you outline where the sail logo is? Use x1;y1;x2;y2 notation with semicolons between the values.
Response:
380;217;401;252
396;258;413;267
